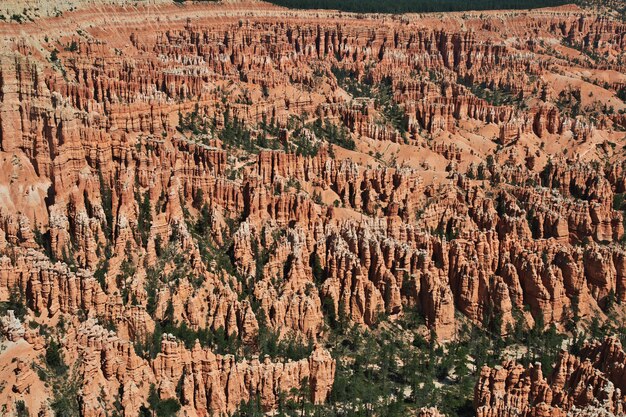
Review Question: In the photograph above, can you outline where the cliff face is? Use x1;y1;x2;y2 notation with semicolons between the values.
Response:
474;337;626;417
0;1;625;416
73;319;335;417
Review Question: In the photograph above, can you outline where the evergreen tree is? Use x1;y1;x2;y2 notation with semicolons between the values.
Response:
137;191;153;248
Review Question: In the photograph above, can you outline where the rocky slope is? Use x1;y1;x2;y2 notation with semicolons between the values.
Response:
475;337;626;417
0;0;625;416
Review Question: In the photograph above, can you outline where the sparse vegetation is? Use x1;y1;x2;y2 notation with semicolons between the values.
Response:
10;13;26;23
15;401;29;417
0;286;27;321
64;40;78;52
618;86;626;103
4;3;626;417
139;384;181;417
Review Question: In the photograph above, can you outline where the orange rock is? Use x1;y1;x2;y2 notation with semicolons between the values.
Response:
475;338;626;417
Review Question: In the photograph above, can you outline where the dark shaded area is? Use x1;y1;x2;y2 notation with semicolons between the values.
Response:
265;0;571;14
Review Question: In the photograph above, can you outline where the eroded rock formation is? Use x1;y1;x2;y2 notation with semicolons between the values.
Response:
475;337;626;417
0;0;625;416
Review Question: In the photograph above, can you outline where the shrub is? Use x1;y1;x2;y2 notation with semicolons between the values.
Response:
15;401;29;417
50;368;81;417
65;41;78;52
0;286;27;321
45;339;67;375
147;384;181;417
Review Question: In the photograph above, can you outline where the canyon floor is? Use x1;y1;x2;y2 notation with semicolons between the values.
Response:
0;0;626;416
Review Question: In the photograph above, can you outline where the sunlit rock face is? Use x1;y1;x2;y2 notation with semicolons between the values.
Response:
475;337;626;417
0;0;625;416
